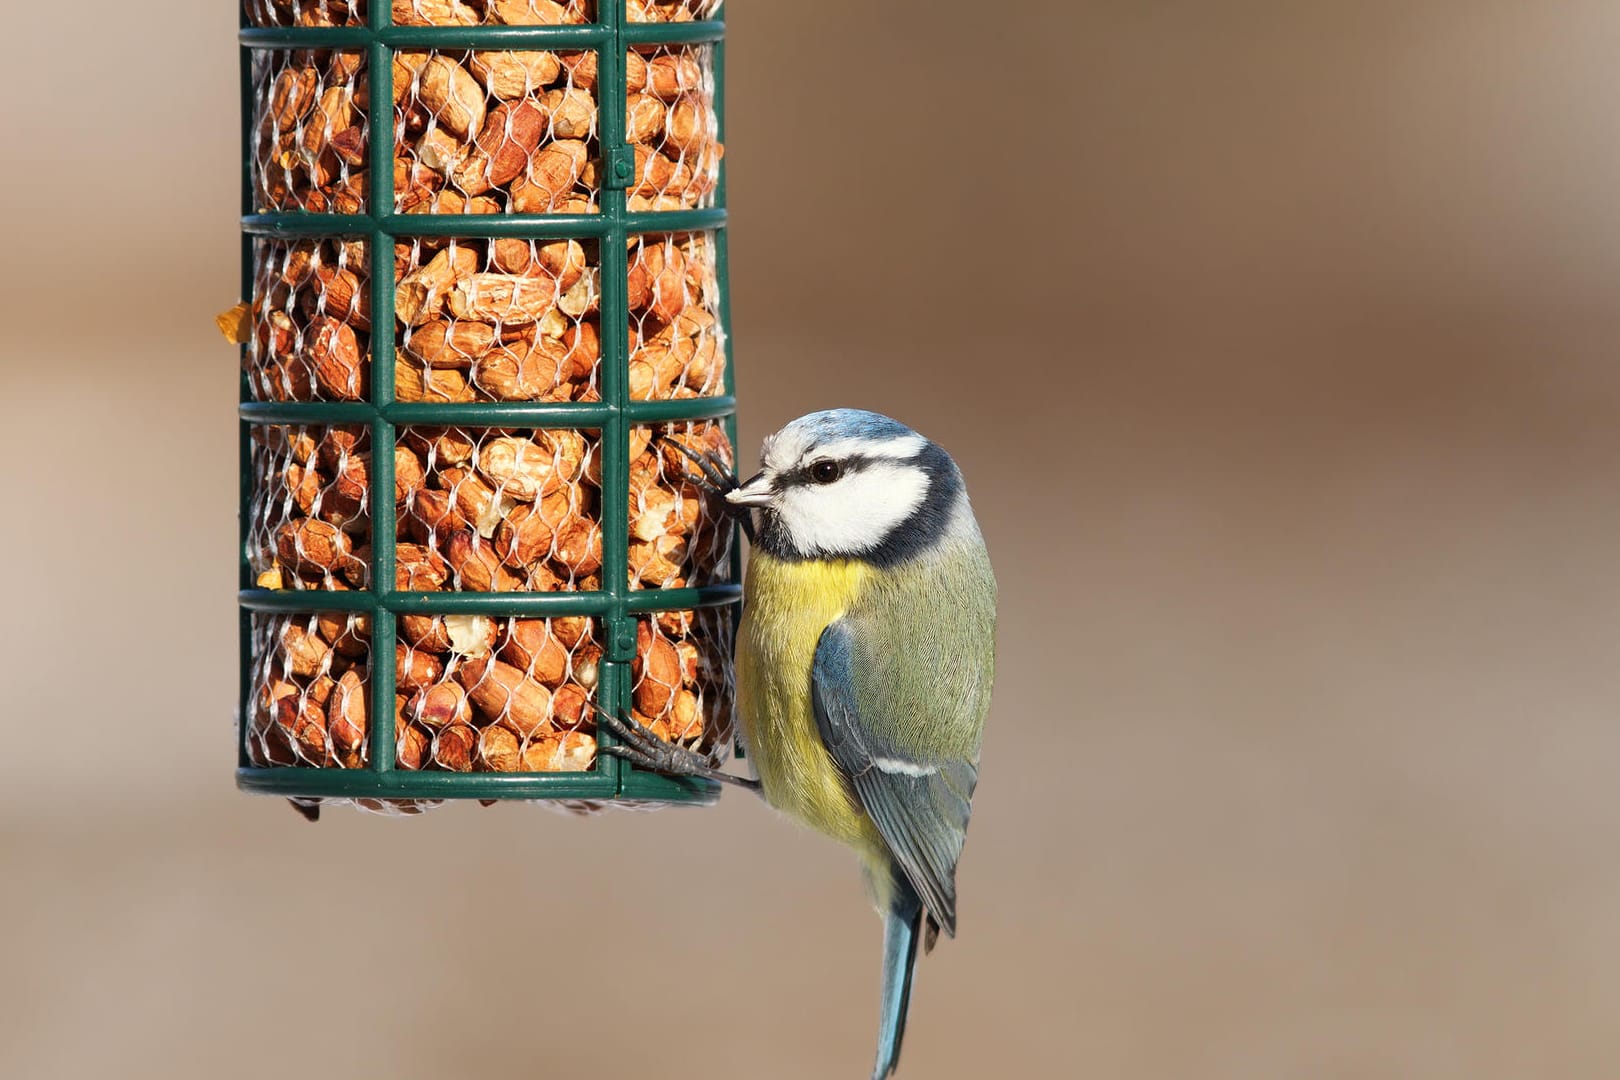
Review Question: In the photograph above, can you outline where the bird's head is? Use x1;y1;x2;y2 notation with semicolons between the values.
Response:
726;409;968;567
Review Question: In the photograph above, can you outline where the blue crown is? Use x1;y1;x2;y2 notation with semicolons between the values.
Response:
785;409;918;448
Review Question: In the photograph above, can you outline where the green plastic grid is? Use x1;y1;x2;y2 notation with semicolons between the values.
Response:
235;0;735;805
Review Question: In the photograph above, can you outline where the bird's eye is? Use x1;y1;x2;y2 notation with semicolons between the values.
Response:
810;460;841;484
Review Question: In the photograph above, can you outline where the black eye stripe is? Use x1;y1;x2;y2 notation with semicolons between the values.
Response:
786;453;897;486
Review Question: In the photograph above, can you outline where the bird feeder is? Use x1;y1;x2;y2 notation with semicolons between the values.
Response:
232;0;737;813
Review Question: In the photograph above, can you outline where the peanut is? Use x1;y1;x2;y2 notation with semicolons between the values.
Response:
475;435;569;500
396;360;478;402
432;724;479;771
305;316;365;400
497;620;569;685
396;543;450;590
393;0;479;27
471;100;547;189
489;0;573;24
541;87;596;139
632;621;681;717
415;54;486;139
396;245;478;327
316;611;371;659
327;669;368;756
445;530;524;591
477;725;522;772
510;139;589;213
521;731;596;771
458;655;553;737
396;713;430;770
278;622;333;679
470;50;562;100
397;643;446;693
405;318;498;368
449;273;560;326
470;340;569;401
409;679;474;729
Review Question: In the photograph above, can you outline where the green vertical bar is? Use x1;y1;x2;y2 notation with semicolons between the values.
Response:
368;21;397;402
711;33;742;758
712;37;735;485
238;15;257;771
711;37;727;212
368;16;399;772
597;0;629;790
715;31;741;753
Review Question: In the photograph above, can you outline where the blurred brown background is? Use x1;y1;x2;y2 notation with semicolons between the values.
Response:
5;1;1620;1076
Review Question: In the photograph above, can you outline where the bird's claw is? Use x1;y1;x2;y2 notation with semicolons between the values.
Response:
597;707;709;776
662;438;737;497
597;705;761;792
659;436;756;541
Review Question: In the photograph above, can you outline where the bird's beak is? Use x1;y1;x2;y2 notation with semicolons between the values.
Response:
724;472;774;508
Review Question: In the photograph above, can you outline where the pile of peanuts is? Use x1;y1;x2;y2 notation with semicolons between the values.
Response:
244;231;723;406
251;40;720;215
246;1;720;30
246;606;732;776
238;0;735;793
247;421;732;593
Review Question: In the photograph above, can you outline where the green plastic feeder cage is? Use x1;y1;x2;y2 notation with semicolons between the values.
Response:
234;0;738;813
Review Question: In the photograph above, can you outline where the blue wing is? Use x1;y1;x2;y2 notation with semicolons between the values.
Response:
812;620;978;937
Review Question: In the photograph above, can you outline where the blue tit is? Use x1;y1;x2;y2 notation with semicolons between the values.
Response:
606;409;997;1080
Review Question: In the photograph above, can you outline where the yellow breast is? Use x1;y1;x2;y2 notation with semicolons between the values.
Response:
736;553;886;858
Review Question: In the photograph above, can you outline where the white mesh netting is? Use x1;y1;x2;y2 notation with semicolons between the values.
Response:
627;607;733;757
248;421;733;595
249;42;722;218
627;421;733;589
398;427;604;591
252;50;370;213
624;45;721;211
246;609;733;786
627;232;725;399
247;0;367;26
626;0;721;22
246;420;737;797
391;0;595;26
247;232;724;405
396;420;733;591
247;612;374;768
394;237;603;402
393;48;599;214
247;239;373;403
249;424;374;590
247;1;723;26
394;614;601;771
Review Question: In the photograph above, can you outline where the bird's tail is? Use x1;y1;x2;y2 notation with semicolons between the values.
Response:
871;873;925;1080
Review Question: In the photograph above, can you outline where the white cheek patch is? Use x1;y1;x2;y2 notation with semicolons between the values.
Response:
777;462;928;556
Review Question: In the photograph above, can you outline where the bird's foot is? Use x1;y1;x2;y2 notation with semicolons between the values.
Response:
662;437;737;496
660;436;756;542
597;708;761;794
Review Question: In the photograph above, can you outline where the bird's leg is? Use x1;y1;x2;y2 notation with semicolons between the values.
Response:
597;707;762;794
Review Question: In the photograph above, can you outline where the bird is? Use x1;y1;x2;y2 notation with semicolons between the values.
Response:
602;408;997;1080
